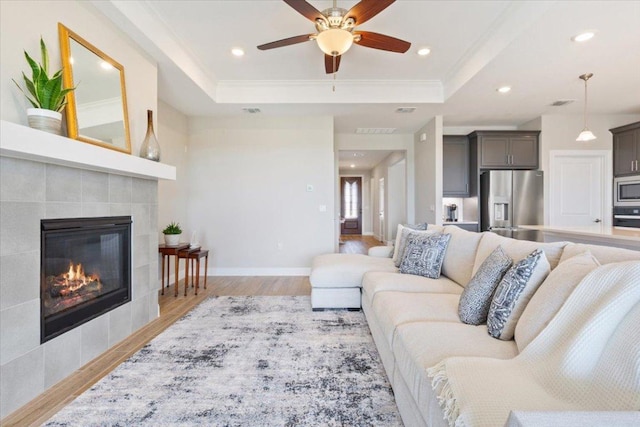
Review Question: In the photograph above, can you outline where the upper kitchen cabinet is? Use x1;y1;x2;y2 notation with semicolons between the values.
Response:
443;136;470;196
470;131;540;169
611;122;640;177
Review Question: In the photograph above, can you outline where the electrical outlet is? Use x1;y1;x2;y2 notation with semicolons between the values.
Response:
319;205;327;212
306;184;314;192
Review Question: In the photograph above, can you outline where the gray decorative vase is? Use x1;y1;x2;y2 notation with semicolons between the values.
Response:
140;109;160;161
27;108;62;135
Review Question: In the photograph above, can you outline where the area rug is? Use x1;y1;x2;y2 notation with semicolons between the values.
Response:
44;296;402;426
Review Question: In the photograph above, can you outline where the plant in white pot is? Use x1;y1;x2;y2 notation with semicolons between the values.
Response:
162;222;183;246
12;37;75;135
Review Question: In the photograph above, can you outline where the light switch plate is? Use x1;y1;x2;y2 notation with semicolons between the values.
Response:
306;184;314;192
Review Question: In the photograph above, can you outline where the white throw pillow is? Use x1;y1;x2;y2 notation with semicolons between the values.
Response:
515;251;600;351
487;249;551;340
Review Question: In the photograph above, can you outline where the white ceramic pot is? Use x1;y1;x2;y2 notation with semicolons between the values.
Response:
27;108;62;135
164;233;181;246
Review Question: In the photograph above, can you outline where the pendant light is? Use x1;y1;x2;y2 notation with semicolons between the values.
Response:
576;73;596;142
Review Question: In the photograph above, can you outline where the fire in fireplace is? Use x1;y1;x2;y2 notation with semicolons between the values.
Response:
41;216;131;343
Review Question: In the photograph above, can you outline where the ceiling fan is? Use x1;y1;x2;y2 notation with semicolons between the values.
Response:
257;0;411;74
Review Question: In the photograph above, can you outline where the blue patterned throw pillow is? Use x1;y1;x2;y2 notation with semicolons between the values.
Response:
458;246;512;325
399;232;451;278
487;249;550;340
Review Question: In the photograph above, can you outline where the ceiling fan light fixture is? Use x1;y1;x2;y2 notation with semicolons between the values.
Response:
316;28;353;56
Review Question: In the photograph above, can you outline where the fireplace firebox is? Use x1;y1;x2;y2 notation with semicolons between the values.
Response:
41;216;131;343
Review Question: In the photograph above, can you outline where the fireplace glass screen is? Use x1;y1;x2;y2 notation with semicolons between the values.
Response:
41;216;131;343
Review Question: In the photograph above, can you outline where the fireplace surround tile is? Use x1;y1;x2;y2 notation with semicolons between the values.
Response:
0;157;45;202
133;203;151;236
0;201;44;257
109;175;132;203
132;178;157;204
46;164;82;202
81;170;109;203
133;265;151;300
45;202;83;219
131;296;150;332
0;347;44;418
110;203;132;216
44;327;81;389
0;251;39;310
80;315;110;366
0;299;39;365
134;235;150;268
109;302;132;347
82;202;110;217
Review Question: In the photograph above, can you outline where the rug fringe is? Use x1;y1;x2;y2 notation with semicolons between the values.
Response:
427;360;461;426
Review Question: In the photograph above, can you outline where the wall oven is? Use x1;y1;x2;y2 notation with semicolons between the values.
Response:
614;175;640;207
613;206;640;228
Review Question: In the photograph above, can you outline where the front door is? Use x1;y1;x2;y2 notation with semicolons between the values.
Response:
549;151;609;226
341;177;362;235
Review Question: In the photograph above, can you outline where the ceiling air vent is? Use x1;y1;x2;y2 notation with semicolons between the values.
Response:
242;108;261;114
395;107;416;113
550;99;575;107
355;128;397;134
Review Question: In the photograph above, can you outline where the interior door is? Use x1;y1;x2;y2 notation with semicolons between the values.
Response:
550;152;606;226
340;177;362;235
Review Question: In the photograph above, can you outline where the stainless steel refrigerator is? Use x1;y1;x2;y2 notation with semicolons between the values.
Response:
480;170;544;242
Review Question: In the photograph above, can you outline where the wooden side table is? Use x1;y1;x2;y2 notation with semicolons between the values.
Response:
158;243;189;297
178;248;209;296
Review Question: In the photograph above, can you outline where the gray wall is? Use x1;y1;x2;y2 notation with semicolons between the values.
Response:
0;156;159;418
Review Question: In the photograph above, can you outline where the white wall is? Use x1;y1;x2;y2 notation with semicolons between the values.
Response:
339;169;372;235
370;151;407;242
521;114;640;224
387;159;407;240
0;0;157;156
187;116;335;274
414;116;444;224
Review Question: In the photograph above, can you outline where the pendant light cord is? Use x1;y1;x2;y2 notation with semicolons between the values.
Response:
583;77;588;129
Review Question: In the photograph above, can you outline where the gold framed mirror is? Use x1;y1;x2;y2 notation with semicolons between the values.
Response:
58;23;131;154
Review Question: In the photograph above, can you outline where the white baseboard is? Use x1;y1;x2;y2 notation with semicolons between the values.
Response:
207;267;311;276
363;232;374;236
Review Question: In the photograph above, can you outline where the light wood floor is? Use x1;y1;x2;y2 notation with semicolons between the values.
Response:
339;234;384;254
2;276;311;427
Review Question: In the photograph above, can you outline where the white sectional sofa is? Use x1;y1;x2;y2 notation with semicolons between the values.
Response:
309;225;640;427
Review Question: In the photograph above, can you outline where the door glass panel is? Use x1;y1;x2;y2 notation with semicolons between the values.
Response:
344;181;359;219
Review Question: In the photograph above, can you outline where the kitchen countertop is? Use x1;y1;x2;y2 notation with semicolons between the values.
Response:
443;221;478;225
519;225;640;250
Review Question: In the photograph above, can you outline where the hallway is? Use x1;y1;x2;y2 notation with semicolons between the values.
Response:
339;235;384;254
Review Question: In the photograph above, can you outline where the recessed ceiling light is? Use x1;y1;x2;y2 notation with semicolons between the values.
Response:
231;48;245;57
497;86;511;94
572;32;595;42
350;164;356;168
417;47;431;56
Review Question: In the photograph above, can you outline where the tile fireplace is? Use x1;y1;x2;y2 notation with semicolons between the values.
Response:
41;216;131;343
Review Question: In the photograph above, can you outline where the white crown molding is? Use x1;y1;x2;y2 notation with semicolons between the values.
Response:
443;1;556;100
216;80;443;104
90;0;218;101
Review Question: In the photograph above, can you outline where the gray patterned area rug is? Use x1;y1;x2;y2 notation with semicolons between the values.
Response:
44;296;402;426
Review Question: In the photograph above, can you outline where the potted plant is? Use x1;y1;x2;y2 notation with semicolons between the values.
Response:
162;222;183;246
12;37;75;135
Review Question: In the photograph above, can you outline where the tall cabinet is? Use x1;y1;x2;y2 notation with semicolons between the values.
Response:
443;136;470;197
611;122;640;176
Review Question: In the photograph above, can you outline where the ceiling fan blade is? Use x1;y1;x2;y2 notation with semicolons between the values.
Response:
346;0;395;25
325;54;341;74
354;31;411;53
257;34;314;50
283;0;326;23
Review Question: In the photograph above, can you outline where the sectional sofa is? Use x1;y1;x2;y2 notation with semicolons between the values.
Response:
309;225;640;427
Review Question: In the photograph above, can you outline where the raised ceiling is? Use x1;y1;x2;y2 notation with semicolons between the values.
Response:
92;0;640;133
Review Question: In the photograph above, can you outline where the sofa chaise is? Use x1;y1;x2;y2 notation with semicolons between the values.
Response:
309;224;640;427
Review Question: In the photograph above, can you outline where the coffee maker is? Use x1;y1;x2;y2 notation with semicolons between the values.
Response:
445;204;458;222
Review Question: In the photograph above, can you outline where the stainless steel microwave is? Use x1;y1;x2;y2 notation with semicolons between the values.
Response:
614;175;640;207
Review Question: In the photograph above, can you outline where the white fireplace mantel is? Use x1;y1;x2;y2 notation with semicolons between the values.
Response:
0;120;176;180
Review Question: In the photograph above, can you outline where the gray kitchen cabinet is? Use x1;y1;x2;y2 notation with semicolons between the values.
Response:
470;131;540;169
611;122;640;176
443;136;470;196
